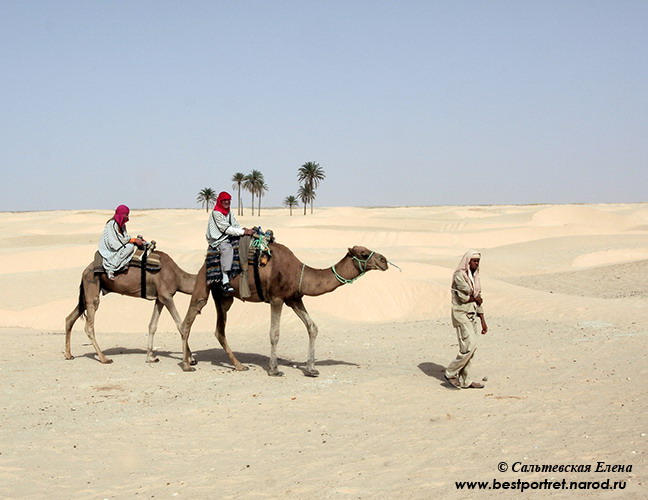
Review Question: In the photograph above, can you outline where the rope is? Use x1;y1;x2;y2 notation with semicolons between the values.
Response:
331;251;374;285
387;260;402;271
298;263;306;293
251;229;272;255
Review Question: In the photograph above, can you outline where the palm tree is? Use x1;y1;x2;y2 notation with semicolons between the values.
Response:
256;180;269;217
243;170;264;216
283;195;299;216
297;161;326;214
231;172;245;216
196;187;216;212
297;184;315;216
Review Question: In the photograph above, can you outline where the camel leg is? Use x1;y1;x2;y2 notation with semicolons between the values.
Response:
65;274;90;360
64;302;82;360
82;277;112;364
160;295;191;361
213;293;248;371
146;300;164;363
288;298;319;377
179;262;210;372
267;301;284;376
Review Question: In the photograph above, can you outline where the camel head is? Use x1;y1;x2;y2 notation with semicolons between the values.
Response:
347;246;389;272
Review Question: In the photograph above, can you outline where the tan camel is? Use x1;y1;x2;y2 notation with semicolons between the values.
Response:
179;244;389;376
65;250;197;364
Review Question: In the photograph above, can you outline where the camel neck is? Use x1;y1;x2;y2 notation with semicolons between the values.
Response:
300;255;360;297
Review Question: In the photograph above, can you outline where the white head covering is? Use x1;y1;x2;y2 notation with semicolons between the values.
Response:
454;250;481;297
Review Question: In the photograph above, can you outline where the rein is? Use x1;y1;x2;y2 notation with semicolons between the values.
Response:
331;251;374;285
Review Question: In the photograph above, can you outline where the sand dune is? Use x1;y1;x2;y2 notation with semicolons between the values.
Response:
1;203;647;498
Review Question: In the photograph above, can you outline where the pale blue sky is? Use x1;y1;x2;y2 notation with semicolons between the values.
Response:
2;1;647;211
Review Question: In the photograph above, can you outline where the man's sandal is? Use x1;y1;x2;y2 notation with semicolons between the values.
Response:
444;374;461;389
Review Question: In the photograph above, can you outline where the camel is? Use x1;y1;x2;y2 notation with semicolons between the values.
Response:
65;249;197;364
179;244;389;376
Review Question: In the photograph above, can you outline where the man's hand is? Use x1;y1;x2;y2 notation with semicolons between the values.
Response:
243;227;254;236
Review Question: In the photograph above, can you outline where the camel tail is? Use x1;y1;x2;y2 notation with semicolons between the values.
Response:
77;281;86;317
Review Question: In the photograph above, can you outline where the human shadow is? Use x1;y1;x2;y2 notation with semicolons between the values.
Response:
419;361;459;390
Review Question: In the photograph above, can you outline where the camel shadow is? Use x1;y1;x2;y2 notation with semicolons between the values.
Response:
79;346;182;362
192;348;358;376
77;344;357;376
419;361;459;390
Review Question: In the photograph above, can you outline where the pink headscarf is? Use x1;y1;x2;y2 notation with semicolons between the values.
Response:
113;205;130;230
214;192;232;215
454;250;481;297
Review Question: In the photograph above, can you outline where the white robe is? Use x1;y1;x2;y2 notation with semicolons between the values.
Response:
98;220;136;275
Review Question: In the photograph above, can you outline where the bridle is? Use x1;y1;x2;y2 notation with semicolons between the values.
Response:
331;251;375;285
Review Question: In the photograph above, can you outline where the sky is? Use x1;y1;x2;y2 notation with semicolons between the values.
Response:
2;1;647;211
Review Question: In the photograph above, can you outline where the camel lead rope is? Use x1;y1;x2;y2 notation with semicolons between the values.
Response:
387;260;402;272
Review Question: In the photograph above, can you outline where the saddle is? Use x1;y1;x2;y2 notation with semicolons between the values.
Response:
129;248;161;271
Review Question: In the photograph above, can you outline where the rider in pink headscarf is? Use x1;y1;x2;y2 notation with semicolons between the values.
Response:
444;250;488;389
98;205;145;279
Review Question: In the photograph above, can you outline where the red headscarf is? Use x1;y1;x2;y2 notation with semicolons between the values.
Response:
113;205;130;229
214;192;232;215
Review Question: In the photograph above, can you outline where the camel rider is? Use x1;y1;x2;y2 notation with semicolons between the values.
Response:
98;204;146;279
207;192;254;293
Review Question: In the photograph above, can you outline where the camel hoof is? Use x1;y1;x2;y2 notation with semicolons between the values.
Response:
235;365;250;372
100;359;113;364
180;362;196;372
304;369;320;378
146;357;160;363
268;370;284;377
190;358;197;366
65;354;74;360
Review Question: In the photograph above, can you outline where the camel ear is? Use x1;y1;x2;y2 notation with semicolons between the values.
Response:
348;247;356;256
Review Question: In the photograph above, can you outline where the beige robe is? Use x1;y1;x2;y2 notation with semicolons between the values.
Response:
445;262;484;388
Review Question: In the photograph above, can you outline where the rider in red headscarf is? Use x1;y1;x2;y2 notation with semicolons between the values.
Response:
206;192;254;293
213;192;232;215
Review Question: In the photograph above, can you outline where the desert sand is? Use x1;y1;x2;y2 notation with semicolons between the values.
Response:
1;203;647;499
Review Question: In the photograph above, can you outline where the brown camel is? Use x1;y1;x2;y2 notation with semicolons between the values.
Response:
65;250;197;364
179;244;389;376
